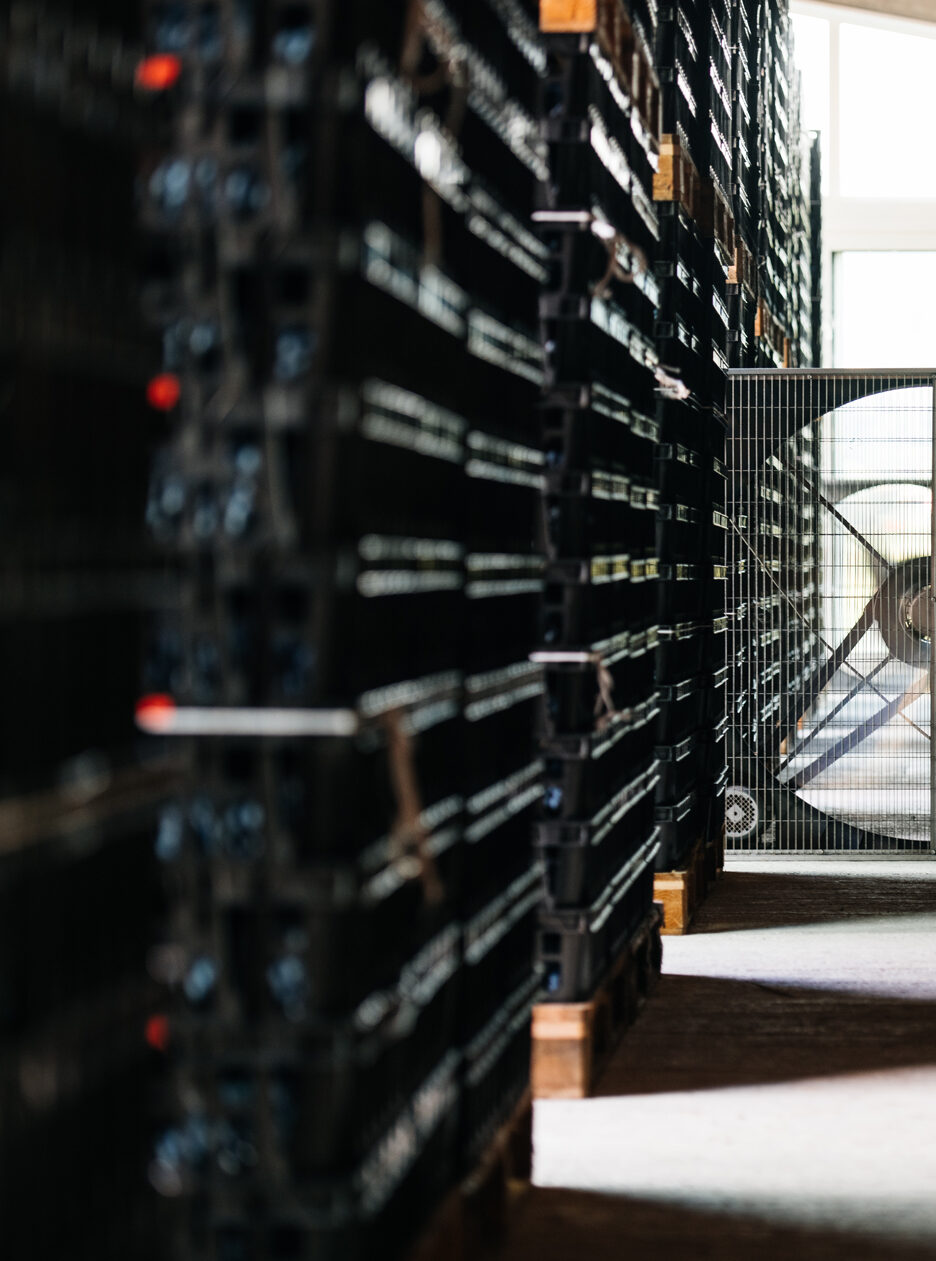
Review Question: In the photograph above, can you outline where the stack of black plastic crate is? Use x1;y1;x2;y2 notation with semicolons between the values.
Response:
724;0;824;844
752;0;792;367
533;4;664;1001
784;56;813;367
653;0;730;877
139;2;546;1257
0;3;173;1257
808;130;822;368
727;0;759;368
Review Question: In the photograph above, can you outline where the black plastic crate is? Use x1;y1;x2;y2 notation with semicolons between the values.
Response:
656;438;708;508
463;661;543;797
656;391;723;451
148;554;464;708
157;675;464;865
459;970;538;1175
463;554;544;674
654;253;708;334
537;829;659;1002
656;674;707;742
200;824;463;1018
182;1051;461;1261
535;761;659;908
543;471;658;561
147;382;468;553
540;645;659;738
657;498;708;562
142;0;405;71
254;924;461;1180
541;557;658;648
657;2;702;81
654;789;705;869
466;426;543;549
654;731;710;803
539;54;659;253
542;382;659;478
541;289;658;395
657;73;706;167
460;862;540;1045
464;758;542;921
539;110;659;257
154;231;543;435
656;199;704;269
656;618;714;681
538;689;660;817
656;562;707;623
451;0;547;115
541;223;658;338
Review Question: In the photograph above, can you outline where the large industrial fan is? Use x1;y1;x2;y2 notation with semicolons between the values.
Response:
726;371;936;851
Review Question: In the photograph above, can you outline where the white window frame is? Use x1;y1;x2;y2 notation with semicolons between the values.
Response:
792;0;936;365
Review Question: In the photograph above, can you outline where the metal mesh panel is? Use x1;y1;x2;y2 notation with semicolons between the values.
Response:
727;370;936;853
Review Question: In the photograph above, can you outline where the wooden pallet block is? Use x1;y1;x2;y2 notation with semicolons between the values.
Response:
409;1091;533;1261
653;135;702;221
530;905;663;1099
540;0;600;31
654;842;702;936
654;826;725;935
727;239;758;298
754;297;788;359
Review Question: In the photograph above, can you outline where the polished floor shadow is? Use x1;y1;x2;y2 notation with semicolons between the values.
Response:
596;970;936;1096
499;1187;936;1261
515;863;936;1259
689;868;936;934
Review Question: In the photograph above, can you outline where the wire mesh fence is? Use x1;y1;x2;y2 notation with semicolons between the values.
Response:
726;369;936;853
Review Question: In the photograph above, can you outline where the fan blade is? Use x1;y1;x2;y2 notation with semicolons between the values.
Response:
897;667;931;714
772;594;878;755
784;464;894;573
729;523;918;754
791;678;926;791
779;656;891;769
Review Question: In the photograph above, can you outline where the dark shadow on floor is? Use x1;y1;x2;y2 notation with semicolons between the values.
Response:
690;871;936;934
499;1187;936;1261
596;971;936;1097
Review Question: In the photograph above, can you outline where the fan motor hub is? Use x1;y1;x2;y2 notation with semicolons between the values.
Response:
906;587;935;642
876;558;934;667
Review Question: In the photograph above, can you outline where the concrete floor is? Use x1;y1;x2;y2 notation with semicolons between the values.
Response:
512;860;936;1259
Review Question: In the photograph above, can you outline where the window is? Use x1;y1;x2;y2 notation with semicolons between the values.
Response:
839;22;936;199
834;252;936;367
792;2;936;365
790;12;830;193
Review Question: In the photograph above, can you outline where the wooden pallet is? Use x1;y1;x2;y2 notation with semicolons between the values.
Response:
699;178;735;262
653;135;702;221
530;905;664;1099
654;827;724;936
754;297;788;361
539;0;659;146
727;239;758;298
409;1091;532;1261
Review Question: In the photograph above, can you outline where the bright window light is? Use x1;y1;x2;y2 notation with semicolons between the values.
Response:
790;13;829;193
839;22;936;198
835;252;936;367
